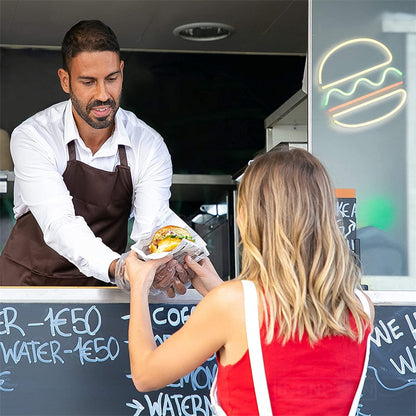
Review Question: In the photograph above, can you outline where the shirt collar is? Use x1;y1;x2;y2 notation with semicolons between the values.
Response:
63;100;81;146
63;99;132;151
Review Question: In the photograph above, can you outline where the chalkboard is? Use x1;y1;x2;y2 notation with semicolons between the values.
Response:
335;189;357;253
1;303;415;416
358;306;416;416
0;303;216;416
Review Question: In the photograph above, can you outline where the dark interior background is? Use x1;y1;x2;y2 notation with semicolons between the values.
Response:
0;47;305;175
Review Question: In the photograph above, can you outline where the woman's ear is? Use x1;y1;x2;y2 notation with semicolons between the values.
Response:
57;68;70;94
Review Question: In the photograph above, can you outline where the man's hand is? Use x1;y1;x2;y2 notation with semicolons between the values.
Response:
153;260;176;290
153;259;189;298
125;255;198;298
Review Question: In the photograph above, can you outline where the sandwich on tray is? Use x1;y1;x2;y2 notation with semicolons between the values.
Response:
149;225;195;253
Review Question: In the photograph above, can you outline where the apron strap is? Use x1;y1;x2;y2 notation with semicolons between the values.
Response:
67;140;76;161
118;145;128;166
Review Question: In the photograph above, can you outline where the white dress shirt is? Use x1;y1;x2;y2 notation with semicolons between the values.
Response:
10;100;173;282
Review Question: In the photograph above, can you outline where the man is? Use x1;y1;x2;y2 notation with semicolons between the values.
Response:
0;20;192;293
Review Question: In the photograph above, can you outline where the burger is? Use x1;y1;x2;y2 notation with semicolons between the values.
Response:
318;37;407;129
149;225;195;253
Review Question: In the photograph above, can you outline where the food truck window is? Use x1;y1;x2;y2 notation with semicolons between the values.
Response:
310;0;416;290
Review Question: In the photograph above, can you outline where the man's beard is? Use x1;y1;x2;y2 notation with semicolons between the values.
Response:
69;88;119;130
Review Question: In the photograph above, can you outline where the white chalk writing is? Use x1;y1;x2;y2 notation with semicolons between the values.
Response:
389;346;416;375
0;306;119;374
369;310;416;380
169;362;217;391
405;312;416;341
44;306;101;337
370;319;404;347
0;371;14;392
0;303;216;416
127;392;212;416
152;306;196;327
336;200;356;219
0;307;25;336
73;336;120;365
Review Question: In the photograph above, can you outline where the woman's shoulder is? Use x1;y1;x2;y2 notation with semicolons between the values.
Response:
201;279;245;312
211;279;244;297
354;288;375;321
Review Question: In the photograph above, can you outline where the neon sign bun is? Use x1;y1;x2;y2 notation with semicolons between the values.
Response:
318;38;407;129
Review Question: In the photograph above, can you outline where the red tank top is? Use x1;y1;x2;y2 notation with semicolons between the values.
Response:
216;315;370;416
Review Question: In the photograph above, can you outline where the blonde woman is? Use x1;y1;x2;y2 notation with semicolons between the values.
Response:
125;148;374;415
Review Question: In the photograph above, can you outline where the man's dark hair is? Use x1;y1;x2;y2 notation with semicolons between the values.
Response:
61;20;120;71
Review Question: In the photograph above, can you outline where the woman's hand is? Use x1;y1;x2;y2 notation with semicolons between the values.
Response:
125;251;173;294
184;256;223;296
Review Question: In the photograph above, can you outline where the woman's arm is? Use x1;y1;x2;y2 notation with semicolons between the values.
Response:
125;252;232;392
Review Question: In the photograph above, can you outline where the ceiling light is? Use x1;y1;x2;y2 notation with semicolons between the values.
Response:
173;22;234;42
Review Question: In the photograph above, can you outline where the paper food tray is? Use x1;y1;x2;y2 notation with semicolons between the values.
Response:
133;223;209;264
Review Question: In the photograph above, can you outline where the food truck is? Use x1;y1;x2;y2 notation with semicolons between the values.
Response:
1;1;415;415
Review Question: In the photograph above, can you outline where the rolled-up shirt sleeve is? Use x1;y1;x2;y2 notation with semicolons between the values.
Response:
11;126;119;282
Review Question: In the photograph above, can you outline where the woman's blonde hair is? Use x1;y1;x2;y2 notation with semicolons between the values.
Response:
237;148;371;345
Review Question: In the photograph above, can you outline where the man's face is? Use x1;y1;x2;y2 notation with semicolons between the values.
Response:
58;51;124;130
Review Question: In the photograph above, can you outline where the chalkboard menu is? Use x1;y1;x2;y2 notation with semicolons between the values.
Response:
0;303;216;416
335;189;357;253
358;306;416;416
1;302;415;415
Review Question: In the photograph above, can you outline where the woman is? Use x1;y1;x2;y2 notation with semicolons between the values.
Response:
125;148;374;415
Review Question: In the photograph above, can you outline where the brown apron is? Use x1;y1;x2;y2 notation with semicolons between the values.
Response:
0;140;133;286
